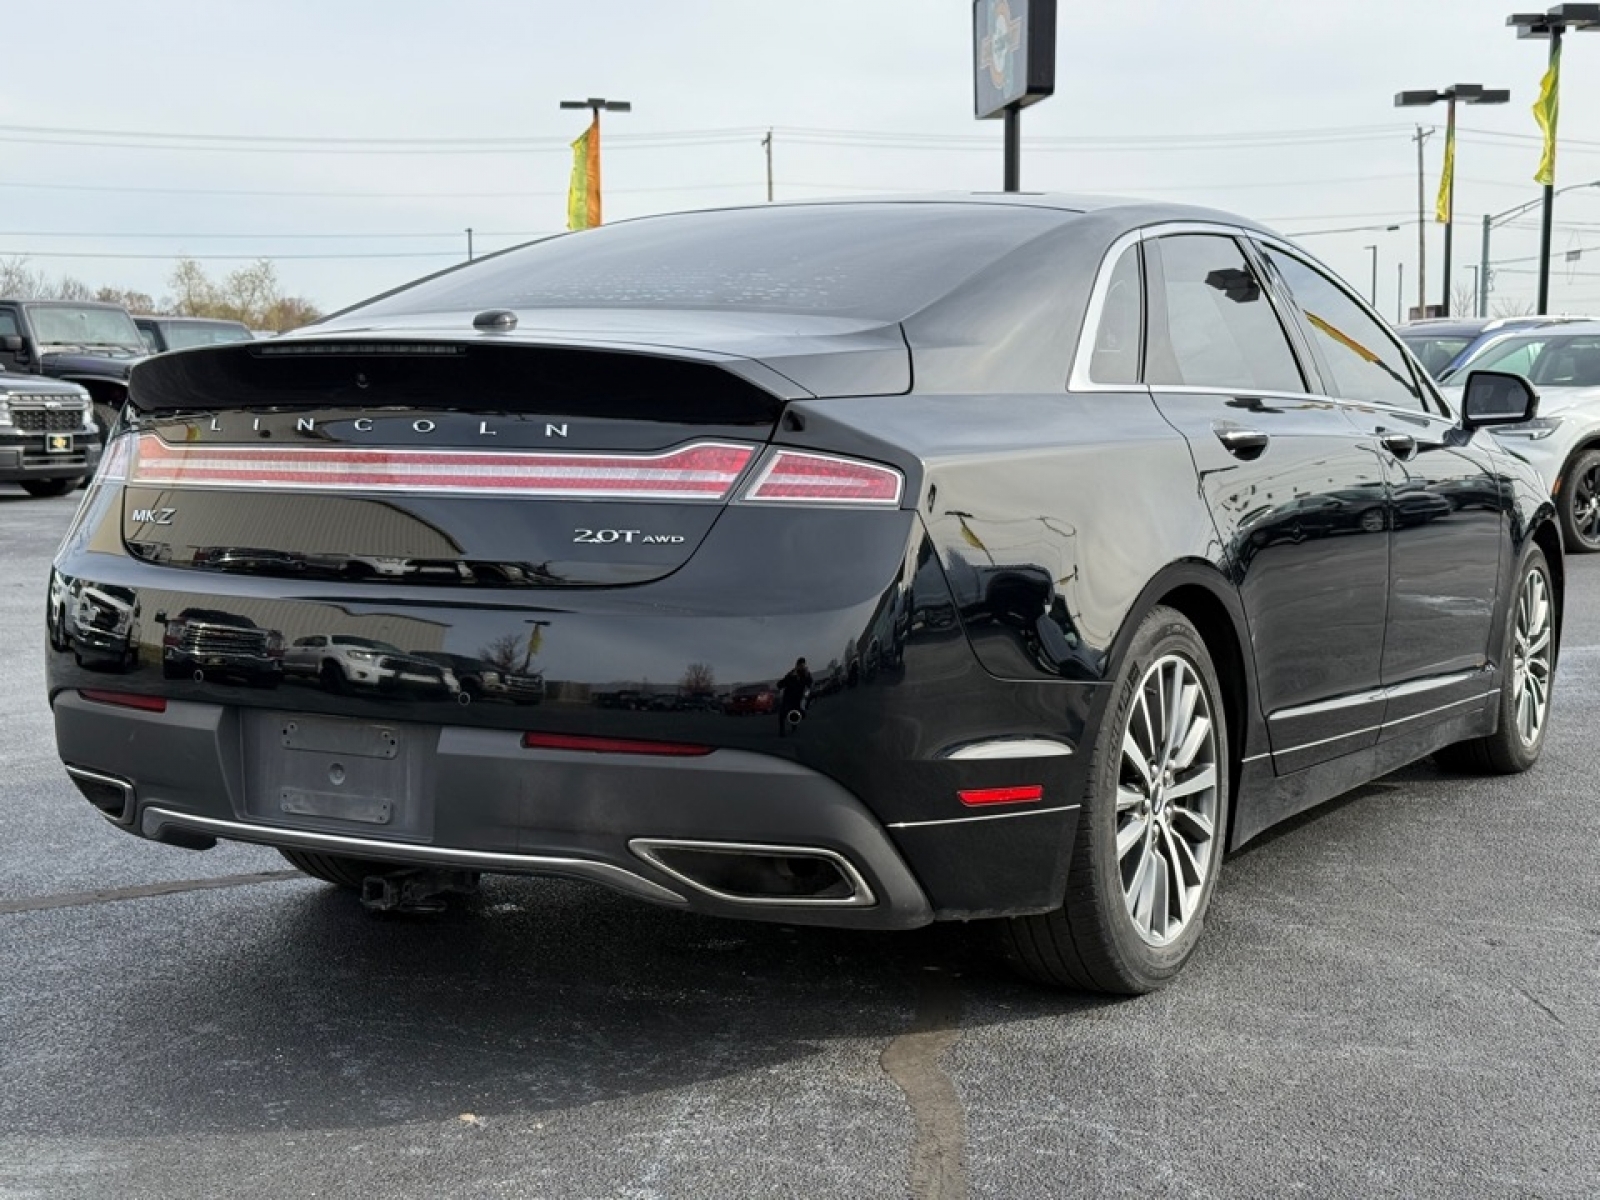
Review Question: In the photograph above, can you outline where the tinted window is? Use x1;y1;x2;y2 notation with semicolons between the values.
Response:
349;204;1073;322
1266;249;1425;410
1526;336;1600;387
1398;335;1471;377
1147;235;1303;393
1466;337;1541;379
0;310;18;338
1088;245;1142;385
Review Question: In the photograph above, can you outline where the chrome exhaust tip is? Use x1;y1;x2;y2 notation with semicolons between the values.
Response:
65;765;136;824
629;839;875;907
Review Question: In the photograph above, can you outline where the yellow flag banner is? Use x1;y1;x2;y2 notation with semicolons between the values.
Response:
1435;122;1455;224
1533;43;1561;187
566;118;602;230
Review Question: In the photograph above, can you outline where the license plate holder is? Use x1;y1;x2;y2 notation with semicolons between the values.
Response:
242;712;432;838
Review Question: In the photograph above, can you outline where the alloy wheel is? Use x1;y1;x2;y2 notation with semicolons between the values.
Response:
1571;463;1600;549
1512;567;1553;746
1115;653;1221;946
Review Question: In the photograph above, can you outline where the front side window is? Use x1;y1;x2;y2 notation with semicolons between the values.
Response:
1265;249;1425;411
1146;234;1304;393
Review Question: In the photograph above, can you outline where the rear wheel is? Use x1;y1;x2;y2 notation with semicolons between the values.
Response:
20;478;75;498
1436;544;1555;774
1002;606;1230;993
278;848;401;890
1558;449;1600;553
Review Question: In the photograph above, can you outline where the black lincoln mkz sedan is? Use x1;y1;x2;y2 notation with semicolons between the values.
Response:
46;195;1561;993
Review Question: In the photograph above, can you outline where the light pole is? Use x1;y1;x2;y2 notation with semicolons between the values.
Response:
1479;177;1600;314
1396;83;1511;318
559;96;631;229
1364;244;1379;305
1508;5;1600;312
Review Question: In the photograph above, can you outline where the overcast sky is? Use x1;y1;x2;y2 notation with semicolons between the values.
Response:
5;0;1600;320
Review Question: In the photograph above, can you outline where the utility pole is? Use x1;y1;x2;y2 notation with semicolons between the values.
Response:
762;129;773;202
465;227;474;262
1413;125;1432;317
1397;262;1405;324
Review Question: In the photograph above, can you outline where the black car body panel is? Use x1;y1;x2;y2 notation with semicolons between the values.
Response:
46;195;1562;937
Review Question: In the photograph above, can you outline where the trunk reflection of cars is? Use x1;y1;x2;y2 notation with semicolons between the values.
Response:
284;634;459;698
159;607;283;687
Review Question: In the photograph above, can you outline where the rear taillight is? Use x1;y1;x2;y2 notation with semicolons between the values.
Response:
522;731;713;757
128;434;757;501
741;450;903;506
79;689;167;713
97;432;134;483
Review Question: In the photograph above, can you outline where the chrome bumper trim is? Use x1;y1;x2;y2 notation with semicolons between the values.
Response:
139;806;688;906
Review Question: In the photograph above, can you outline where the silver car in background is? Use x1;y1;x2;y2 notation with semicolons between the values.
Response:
1442;321;1600;552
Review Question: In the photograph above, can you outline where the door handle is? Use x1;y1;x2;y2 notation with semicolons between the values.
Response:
1214;427;1270;459
1380;432;1417;460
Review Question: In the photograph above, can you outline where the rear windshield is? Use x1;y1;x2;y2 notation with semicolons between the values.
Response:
159;322;254;350
348;203;1073;322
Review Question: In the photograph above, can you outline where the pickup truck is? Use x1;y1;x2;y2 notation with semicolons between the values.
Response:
0;370;100;496
0;299;146;447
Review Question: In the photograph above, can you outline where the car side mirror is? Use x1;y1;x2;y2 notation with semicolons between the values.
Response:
1460;370;1539;430
154;610;169;625
2;334;26;360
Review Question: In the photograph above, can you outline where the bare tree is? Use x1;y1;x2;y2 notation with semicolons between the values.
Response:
163;257;320;329
1490;296;1537;318
680;662;715;695
1451;283;1478;319
0;257;47;298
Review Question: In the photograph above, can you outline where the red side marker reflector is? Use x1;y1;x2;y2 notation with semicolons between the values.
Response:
957;784;1044;807
521;731;713;757
79;689;168;713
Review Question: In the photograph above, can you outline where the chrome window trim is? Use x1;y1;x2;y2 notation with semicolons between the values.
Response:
1248;233;1448;419
1069;220;1264;394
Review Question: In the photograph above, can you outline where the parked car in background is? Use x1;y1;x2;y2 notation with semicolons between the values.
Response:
47;195;1563;993
134;316;254;354
0;371;100;496
1396;315;1591;381
158;607;284;687
1440;320;1600;551
283;634;459;698
0;299;145;446
412;651;543;704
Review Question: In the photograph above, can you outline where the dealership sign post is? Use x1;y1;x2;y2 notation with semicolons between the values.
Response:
973;0;1057;191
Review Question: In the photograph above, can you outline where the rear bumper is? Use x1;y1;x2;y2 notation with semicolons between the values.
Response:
54;691;941;929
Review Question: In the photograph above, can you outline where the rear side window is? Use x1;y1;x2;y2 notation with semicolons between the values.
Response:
1146;234;1304;393
1088;245;1143;385
1264;248;1425;411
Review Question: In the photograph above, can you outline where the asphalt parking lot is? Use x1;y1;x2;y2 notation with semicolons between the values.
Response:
2;488;1598;1200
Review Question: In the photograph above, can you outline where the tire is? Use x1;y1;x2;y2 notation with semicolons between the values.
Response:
278;848;401;890
1558;448;1600;553
1435;544;1556;774
1002;606;1230;993
319;660;347;694
20;478;75;498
